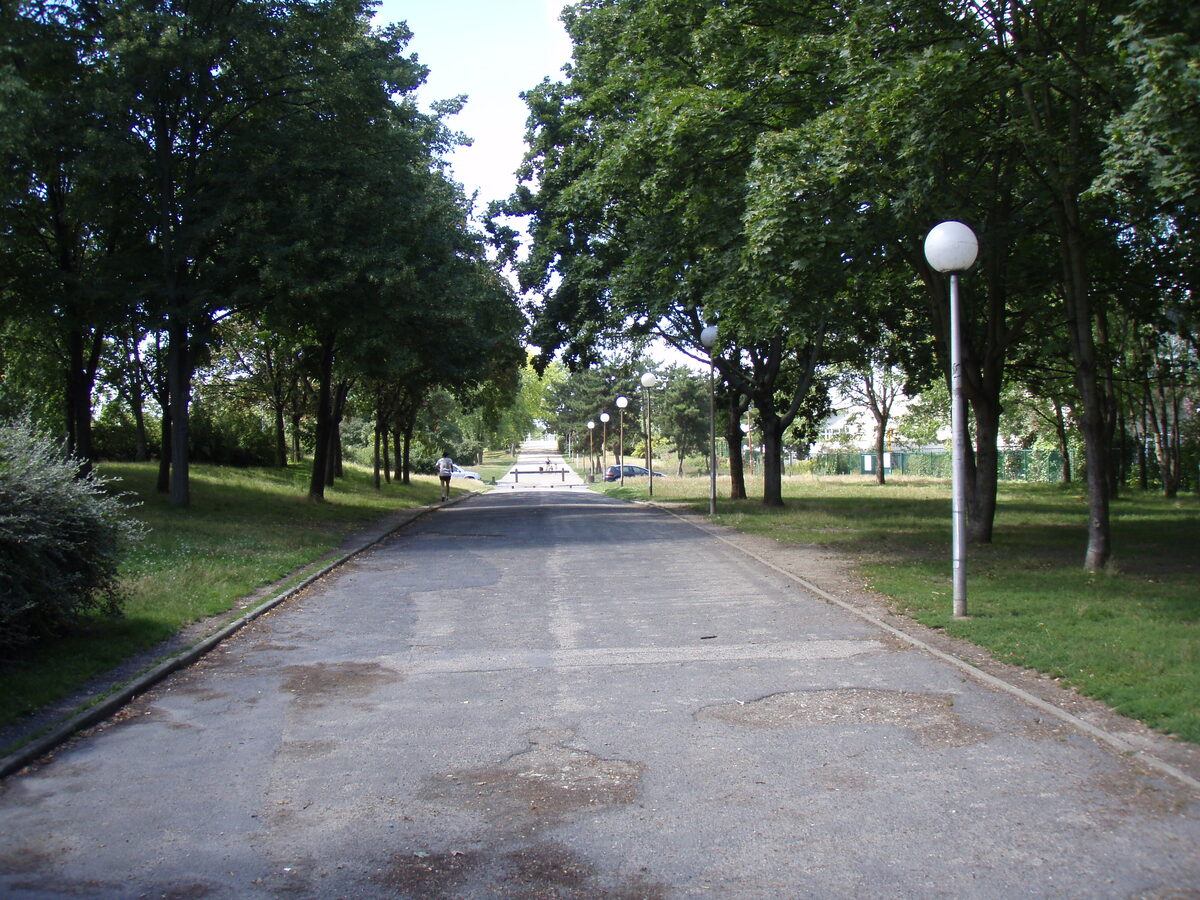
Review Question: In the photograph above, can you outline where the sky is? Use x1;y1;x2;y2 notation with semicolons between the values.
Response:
368;2;698;369
372;1;573;215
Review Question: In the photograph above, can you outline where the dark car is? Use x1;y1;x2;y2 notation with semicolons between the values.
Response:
603;464;666;482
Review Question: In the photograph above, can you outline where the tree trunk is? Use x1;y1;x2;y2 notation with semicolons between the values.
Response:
758;414;785;507
157;407;172;494
1058;211;1111;571
131;392;149;462
873;414;888;486
166;319;191;508
65;327;102;471
724;390;748;500
273;401;287;468
383;425;391;484
373;416;382;490
969;403;1001;544
326;380;349;486
308;333;336;502
1054;400;1071;484
402;425;413;484
291;411;303;464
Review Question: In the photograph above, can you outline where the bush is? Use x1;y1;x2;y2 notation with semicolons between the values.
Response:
0;420;144;648
189;401;275;467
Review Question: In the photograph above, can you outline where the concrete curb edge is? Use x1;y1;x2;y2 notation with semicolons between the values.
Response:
651;502;1200;794
0;494;469;780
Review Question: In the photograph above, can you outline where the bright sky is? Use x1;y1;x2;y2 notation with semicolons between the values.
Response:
372;0;573;215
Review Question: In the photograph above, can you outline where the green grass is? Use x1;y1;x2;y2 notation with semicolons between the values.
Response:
0;456;501;736
613;473;1200;744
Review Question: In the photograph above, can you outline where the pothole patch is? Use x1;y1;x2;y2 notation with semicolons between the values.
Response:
279;661;400;708
698;688;992;748
426;729;644;822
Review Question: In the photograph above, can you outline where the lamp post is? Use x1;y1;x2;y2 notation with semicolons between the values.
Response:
700;324;719;515
741;421;751;475
640;371;658;496
615;396;628;485
924;220;979;619
586;420;595;480
599;412;610;478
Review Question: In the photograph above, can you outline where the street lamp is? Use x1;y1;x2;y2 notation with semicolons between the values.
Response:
640;371;658;496
600;412;610;478
586;420;595;479
615;396;629;485
924;220;979;619
700;324;719;515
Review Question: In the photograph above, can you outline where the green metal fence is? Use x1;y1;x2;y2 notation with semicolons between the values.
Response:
810;449;1065;482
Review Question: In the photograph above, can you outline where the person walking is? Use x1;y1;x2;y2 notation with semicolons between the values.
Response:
435;452;454;501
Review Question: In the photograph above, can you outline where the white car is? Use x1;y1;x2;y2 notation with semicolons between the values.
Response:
451;464;480;480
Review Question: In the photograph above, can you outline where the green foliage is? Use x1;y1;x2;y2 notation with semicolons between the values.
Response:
188;401;275;468
0;420;143;648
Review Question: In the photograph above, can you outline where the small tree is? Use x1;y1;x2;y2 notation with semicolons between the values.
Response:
0;420;144;647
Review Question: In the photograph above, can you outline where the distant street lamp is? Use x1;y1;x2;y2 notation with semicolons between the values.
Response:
586;420;595;479
640;371;658;496
600;412;610;477
924;220;979;619
615;396;629;485
700;324;719;515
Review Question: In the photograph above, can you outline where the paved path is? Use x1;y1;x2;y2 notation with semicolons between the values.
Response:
494;438;590;491
1;444;1198;898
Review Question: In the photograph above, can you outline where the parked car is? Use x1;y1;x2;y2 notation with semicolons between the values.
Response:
451;464;480;480
603;464;666;482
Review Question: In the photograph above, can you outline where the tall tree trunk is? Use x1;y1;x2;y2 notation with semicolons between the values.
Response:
725;390;748;501
308;333;336;502
1059;215;1111;570
402;425;414;485
393;429;403;483
130;385;149;462
758;414;785;507
157;407;172;494
373;417;382;490
1053;399;1072;485
383;424;391;484
291;411;303;464
65;327;102;471
969;403;1001;544
873;414;888;486
273;401;287;468
166;319;191;508
326;380;349;486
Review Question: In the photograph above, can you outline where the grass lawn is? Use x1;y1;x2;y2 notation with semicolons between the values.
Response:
0;453;509;738
604;473;1200;744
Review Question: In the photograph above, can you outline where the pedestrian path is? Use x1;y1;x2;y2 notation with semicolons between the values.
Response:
1;436;1196;898
495;436;590;491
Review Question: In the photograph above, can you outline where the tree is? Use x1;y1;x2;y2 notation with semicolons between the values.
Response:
0;0;142;466
657;367;709;476
503;0;849;506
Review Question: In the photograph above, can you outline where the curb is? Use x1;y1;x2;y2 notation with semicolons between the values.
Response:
648;500;1200;794
0;494;470;780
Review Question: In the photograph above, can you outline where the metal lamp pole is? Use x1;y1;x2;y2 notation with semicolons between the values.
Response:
615;396;628;485
641;371;657;496
586;420;595;480
924;220;979;619
600;412;610;478
700;325;719;515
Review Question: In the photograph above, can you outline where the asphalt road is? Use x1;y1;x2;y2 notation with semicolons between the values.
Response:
1;456;1198;898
